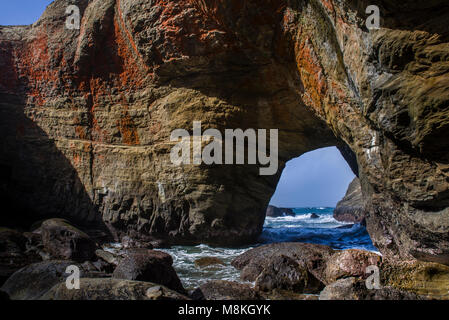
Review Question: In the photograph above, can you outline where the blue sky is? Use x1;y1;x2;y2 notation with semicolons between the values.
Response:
1;2;355;208
0;0;53;25
270;147;355;208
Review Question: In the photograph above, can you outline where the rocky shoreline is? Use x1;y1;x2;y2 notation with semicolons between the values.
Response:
1;0;449;301
1;218;448;300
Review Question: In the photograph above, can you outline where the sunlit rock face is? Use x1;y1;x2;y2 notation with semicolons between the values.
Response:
0;0;448;263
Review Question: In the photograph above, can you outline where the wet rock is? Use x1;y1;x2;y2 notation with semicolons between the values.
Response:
40;219;96;262
232;243;334;284
333;178;365;224
266;206;295;218
41;278;189;300
112;249;185;294
255;255;323;294
191;281;262;300
0;260;102;300
324;249;382;285
310;213;320;219
319;278;423;300
194;257;225;268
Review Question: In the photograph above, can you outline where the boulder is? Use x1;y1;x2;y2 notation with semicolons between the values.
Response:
0;260;105;300
41;278;189;300
266;206;295;218
324;249;381;285
333;178;366;224
194;257;225;268
112;249;185;294
191;281;262;300
319;278;423;300
40;219;96;262
255;255;323;294
232;242;334;284
310;213;320;219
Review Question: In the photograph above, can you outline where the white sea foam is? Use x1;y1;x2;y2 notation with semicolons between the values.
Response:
103;208;377;291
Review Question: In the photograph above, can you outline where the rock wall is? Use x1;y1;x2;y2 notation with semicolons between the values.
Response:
1;0;448;263
334;178;365;223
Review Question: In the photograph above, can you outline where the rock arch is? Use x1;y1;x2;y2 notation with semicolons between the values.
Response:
0;0;448;264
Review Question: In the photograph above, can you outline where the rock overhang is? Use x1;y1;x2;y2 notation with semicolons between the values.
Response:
0;0;448;264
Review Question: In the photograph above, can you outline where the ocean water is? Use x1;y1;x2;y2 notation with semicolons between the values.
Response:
161;207;378;290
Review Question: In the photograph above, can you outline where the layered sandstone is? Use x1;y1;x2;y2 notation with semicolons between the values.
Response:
0;0;448;265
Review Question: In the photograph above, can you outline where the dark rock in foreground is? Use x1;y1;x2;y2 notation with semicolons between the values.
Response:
333;178;365;224
112;249;185;294
266;206;295;218
232;242;335;285
40;219;96;262
319;278;423;300
41;278;189;300
192;280;262;300
1;260;107;300
255;255;323;294
233;243;449;300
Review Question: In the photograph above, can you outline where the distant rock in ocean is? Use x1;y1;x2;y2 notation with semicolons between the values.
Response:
333;178;366;224
310;213;320;219
266;205;295;218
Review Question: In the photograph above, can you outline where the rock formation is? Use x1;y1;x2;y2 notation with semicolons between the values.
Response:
266;205;295;217
39;218;96;262
1;260;107;300
41;278;189;300
319;277;424;300
112;248;185;293
0;0;448;265
191;280;262;300
333;178;366;223
233;243;448;299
